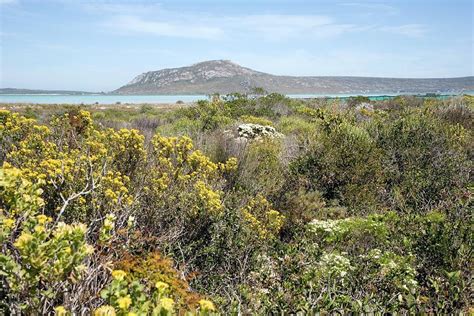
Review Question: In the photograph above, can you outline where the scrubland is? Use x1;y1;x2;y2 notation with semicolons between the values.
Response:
1;94;473;314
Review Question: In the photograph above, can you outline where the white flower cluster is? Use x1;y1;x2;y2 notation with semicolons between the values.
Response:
362;249;419;294
308;216;386;238
237;124;284;140
380;258;418;293
308;218;345;234
318;252;353;278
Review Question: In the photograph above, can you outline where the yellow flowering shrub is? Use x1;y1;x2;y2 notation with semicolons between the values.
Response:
0;166;44;218
49;109;93;140
114;252;203;310
1;110;238;230
100;213;117;242
1;110;136;224
0;166;93;314
100;171;133;207
1;110;229;314
146;134;236;222
241;195;285;240
106;128;146;177
194;180;223;216
0;166;214;315
0;110;44;160
97;269;217;315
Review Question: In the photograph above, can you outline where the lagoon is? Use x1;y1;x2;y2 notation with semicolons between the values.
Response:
0;94;207;104
0;92;471;104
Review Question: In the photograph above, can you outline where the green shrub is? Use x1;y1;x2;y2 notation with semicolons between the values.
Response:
0;94;471;314
290;121;383;212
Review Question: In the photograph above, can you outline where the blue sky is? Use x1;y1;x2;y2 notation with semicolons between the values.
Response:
0;0;473;91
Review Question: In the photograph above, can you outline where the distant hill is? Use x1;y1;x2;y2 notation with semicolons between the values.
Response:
113;60;474;95
0;88;98;95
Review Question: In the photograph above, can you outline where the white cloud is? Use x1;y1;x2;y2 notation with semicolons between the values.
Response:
89;3;425;41
105;15;224;40
381;24;427;37
339;2;399;15
80;2;365;41
224;14;361;40
102;11;362;41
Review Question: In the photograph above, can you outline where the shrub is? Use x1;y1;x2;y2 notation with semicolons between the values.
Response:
373;109;470;212
0;167;93;313
0;94;471;314
290;121;384;212
239;115;273;126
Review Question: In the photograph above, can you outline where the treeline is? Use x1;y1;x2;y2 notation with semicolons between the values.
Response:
0;94;472;314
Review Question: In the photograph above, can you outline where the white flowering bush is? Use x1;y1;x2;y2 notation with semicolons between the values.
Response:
237;123;283;140
307;214;392;250
317;252;354;279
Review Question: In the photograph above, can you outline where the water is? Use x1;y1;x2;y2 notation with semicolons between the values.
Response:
0;94;207;104
0;92;472;104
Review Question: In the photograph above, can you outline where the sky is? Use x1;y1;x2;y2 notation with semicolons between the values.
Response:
0;0;473;91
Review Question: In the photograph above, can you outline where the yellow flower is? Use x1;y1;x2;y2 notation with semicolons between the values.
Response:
85;244;95;255
127;313;137;316
104;188;116;199
93;305;116;316
2;218;15;229
117;295;132;310
155;281;169;293
199;299;216;311
34;225;46;233
36;214;50;224
160;297;174;311
54;306;67;316
111;270;127;281
14;232;33;249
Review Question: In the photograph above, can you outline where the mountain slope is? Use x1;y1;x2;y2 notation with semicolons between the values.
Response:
113;60;474;95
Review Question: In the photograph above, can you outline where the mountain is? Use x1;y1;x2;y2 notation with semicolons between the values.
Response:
113;60;474;95
0;88;98;95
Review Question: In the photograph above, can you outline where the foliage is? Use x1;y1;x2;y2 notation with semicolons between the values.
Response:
347;95;371;107
241;195;285;240
0;93;472;314
0;167;92;313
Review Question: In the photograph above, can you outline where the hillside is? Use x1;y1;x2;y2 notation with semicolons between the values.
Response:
113;60;474;95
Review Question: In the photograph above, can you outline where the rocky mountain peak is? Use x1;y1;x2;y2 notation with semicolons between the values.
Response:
126;60;260;87
114;60;474;95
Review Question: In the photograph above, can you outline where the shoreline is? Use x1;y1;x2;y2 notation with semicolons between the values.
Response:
0;102;195;110
0;92;472;110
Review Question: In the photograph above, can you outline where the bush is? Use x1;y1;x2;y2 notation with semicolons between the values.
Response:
0;93;472;314
0;111;219;314
290;120;384;212
373;108;470;212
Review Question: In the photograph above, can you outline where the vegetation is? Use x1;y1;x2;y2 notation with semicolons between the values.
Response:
1;94;473;314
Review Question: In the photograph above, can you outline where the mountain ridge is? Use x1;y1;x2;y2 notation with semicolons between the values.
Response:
113;60;474;95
